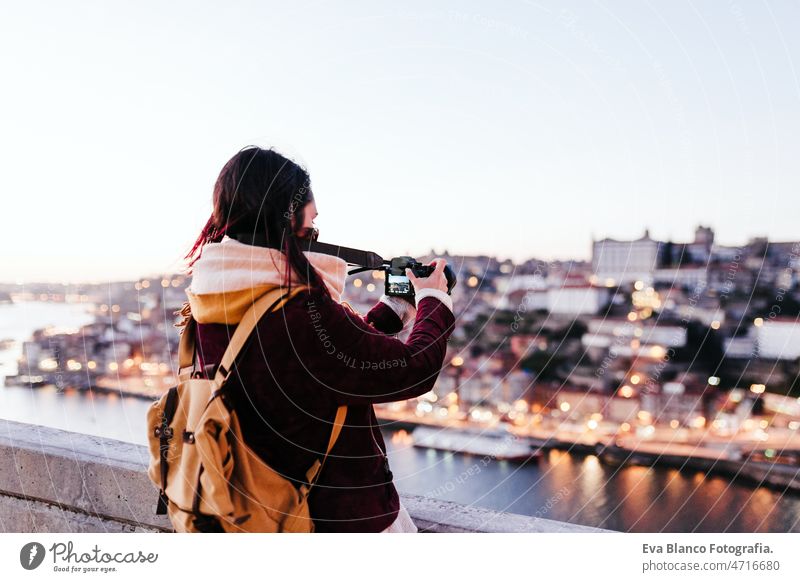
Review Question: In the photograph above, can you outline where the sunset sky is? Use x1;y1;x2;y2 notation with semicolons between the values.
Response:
2;0;798;283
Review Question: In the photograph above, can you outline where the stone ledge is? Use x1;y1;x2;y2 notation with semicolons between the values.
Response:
0;493;161;533
0;419;168;531
401;494;611;533
0;419;614;533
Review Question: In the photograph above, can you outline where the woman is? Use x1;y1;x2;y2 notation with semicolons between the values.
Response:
182;146;456;532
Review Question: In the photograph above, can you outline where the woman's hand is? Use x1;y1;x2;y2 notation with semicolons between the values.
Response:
406;258;449;294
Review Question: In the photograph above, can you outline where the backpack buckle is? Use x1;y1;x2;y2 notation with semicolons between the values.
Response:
154;425;173;439
192;363;219;379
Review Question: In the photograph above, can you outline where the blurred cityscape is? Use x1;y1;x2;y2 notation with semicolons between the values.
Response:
3;225;800;491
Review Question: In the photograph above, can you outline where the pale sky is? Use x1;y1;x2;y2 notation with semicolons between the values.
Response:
1;0;798;283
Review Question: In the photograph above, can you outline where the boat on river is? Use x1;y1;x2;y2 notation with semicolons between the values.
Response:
411;425;541;461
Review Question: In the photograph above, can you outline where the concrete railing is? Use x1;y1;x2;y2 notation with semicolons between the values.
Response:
0;419;612;533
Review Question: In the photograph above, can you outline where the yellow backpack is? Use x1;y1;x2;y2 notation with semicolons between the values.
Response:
145;285;347;532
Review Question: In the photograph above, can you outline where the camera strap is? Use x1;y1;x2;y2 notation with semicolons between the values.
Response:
229;233;385;269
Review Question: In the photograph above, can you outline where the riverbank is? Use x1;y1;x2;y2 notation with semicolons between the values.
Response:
376;412;800;496
3;374;161;401
598;439;800;495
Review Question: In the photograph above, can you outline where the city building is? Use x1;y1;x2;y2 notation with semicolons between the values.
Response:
592;229;661;286
756;317;800;360
546;279;610;315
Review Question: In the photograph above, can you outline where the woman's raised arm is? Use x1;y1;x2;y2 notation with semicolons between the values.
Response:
292;290;455;405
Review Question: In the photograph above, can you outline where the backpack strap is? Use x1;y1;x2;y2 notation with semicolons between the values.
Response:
177;285;308;384
213;285;309;385
177;318;197;381
155;385;179;515
304;405;348;492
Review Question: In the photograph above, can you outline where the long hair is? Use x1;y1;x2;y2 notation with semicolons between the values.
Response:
184;146;330;301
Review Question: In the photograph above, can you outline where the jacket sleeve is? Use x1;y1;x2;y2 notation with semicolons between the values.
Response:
361;296;415;335
297;290;455;405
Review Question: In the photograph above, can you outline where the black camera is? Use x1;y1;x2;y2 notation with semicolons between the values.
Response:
384;256;457;299
227;233;457;300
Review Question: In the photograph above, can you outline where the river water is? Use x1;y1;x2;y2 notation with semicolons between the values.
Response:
2;301;799;532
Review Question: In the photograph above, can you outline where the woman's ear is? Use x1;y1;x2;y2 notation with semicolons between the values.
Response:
289;209;303;233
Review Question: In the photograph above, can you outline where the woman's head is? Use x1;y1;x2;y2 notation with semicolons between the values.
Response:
186;146;330;298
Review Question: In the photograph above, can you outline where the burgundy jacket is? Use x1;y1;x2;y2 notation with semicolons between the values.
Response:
194;286;456;532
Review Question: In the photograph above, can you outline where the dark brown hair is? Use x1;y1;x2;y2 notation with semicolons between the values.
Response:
184;146;330;300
